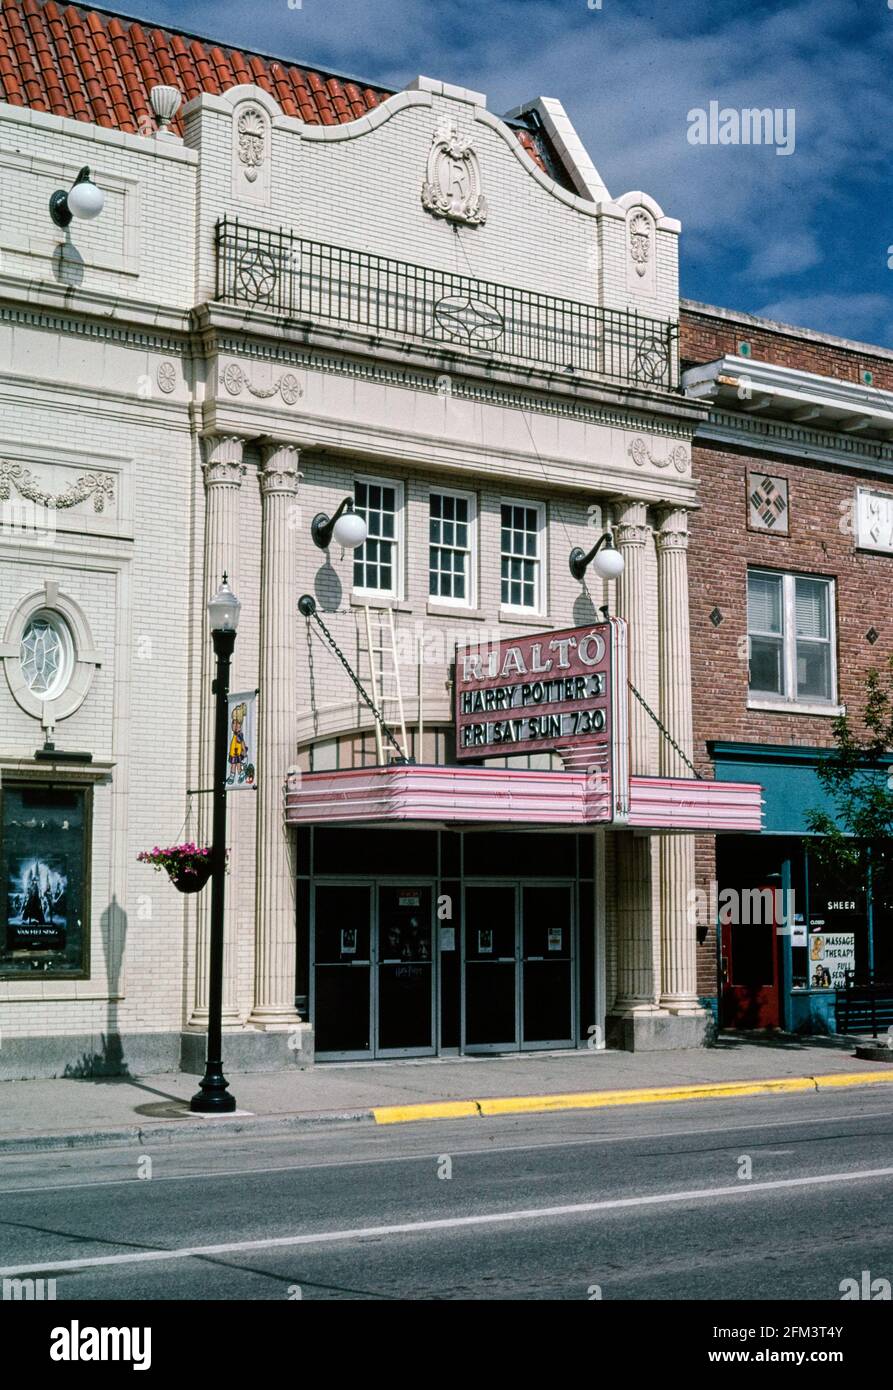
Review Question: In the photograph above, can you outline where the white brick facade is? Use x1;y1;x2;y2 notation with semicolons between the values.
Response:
0;60;705;1075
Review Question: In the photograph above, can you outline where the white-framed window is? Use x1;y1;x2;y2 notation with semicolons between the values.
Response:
747;568;836;706
352;477;402;598
429;488;475;606
500;500;545;612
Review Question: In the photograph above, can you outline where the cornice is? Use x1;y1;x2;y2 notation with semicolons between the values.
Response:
697;408;893;477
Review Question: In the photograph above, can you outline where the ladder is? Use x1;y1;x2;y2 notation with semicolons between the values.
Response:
359;605;409;764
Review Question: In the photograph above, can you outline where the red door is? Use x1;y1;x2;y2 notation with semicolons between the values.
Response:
719;884;781;1029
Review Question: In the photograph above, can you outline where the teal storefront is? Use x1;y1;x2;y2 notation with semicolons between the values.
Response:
710;743;892;1035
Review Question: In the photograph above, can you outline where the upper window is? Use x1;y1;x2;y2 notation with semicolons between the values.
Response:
429;490;474;606
353;478;402;597
19;611;74;701
500;501;544;612
747;569;835;705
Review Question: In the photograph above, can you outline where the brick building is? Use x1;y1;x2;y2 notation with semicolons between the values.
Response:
682;301;893;1032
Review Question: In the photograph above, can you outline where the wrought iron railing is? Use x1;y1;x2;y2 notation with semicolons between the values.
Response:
214;217;679;389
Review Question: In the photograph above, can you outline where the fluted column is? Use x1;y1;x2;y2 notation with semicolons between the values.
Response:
611;498;660;1014
190;435;245;1026
614;499;650;774
656;507;703;1015
249;441;301;1028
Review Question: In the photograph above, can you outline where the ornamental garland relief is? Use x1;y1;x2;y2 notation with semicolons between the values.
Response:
421;122;488;226
628;437;690;474
0;460;116;512
220;363;303;405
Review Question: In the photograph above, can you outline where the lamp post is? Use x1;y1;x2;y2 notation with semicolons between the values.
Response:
190;574;241;1114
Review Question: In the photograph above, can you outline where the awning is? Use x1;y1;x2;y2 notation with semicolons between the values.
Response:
284;765;763;833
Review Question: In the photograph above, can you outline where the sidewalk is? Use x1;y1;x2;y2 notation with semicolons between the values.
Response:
1;1032;891;1153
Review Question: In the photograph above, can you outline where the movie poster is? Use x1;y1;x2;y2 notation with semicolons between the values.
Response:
0;783;89;978
227;690;257;791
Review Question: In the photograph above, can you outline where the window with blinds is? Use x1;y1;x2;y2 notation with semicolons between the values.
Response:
747;569;834;704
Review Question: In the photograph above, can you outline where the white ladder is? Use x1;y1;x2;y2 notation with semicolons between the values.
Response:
359;605;408;763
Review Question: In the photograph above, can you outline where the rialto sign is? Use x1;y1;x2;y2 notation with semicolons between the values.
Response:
455;621;630;817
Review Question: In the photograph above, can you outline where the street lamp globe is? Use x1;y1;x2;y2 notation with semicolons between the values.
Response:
207;575;241;633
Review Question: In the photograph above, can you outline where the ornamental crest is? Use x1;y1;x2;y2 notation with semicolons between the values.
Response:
629;212;651;277
237;106;266;182
421;123;488;226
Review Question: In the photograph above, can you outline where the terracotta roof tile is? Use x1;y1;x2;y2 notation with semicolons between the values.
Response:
0;0;558;177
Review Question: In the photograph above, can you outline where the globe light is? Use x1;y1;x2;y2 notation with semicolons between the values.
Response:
66;176;105;220
311;497;368;552
592;544;625;580
49;167;105;228
569;532;625;583
332;508;368;549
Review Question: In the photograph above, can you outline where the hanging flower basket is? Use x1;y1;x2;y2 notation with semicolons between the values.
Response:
137;843;214;894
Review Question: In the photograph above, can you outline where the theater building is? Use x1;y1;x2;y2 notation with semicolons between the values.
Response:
0;1;761;1078
683;302;893;1034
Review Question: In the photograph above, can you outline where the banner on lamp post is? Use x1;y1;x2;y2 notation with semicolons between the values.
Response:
226;690;257;791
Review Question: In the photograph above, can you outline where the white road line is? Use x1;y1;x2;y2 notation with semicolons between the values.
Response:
1;1165;892;1277
2;1108;892;1195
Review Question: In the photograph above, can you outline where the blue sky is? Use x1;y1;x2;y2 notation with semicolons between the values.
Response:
127;0;892;346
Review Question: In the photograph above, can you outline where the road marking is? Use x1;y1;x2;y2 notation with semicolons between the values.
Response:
1;1106;892;1196
2;1165;892;1277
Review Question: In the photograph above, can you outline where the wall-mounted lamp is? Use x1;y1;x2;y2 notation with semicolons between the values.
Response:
568;531;624;582
49;167;105;229
311;496;368;552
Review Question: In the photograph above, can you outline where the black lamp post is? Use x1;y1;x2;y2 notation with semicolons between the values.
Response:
190;574;241;1114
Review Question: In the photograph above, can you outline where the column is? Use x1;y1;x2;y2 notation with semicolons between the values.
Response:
190;435;245;1026
611;498;661;1016
656;507;703;1015
249;441;301;1028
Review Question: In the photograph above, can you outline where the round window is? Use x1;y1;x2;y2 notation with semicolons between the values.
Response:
19;611;75;701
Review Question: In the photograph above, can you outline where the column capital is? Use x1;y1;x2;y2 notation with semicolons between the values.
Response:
259;440;301;496
654;506;691;550
609;495;650;546
202;434;246;488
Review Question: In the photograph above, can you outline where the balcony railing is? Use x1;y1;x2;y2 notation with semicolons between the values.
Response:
214;217;679;390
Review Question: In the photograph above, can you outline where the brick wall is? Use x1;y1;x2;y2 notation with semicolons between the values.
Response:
689;437;893;995
681;306;893;393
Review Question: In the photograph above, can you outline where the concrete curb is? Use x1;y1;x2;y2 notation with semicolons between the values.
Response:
0;1109;376;1154
2;1068;892;1152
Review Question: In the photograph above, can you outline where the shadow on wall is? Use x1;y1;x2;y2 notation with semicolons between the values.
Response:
62;894;128;1078
572;590;599;626
52;238;85;288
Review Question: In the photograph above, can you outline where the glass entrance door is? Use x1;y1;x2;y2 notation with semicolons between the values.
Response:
522;884;574;1047
464;885;518;1050
463;882;575;1053
377;885;434;1055
312;881;434;1059
313;884;372;1056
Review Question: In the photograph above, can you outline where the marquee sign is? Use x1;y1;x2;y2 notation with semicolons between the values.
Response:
454;619;630;821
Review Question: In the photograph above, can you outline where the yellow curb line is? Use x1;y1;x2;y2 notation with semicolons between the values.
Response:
371;1070;893;1125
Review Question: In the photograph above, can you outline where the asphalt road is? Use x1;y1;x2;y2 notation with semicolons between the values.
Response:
1;1086;892;1301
